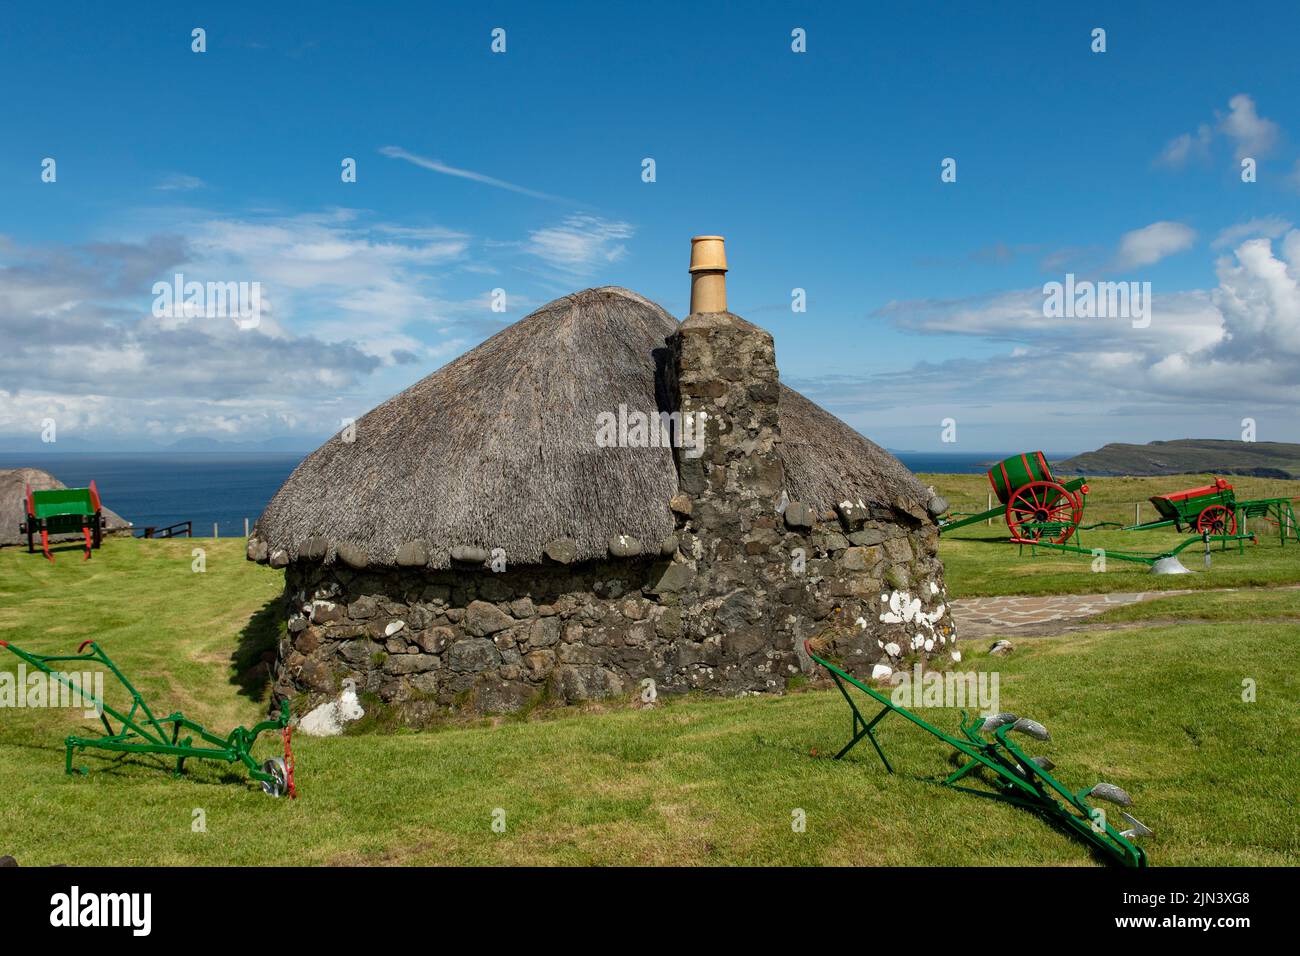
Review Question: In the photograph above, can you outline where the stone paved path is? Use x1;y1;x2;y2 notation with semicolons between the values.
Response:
950;590;1194;638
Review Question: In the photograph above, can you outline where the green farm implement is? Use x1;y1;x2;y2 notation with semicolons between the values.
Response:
0;639;296;797
803;635;1151;867
1015;529;1255;575
940;454;1263;572
939;452;1091;544
1122;476;1298;546
18;481;106;561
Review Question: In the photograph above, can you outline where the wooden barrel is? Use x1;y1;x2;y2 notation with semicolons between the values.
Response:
987;452;1054;505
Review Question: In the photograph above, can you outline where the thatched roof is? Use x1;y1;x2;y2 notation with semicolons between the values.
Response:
252;287;929;569
0;468;131;548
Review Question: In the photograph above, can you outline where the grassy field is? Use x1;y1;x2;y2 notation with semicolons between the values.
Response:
922;472;1300;596
0;530;1296;866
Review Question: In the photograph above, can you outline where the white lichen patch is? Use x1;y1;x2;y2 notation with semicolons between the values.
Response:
298;680;365;737
879;590;946;630
873;583;956;661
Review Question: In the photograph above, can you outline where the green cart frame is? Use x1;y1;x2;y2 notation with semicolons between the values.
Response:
0;639;295;797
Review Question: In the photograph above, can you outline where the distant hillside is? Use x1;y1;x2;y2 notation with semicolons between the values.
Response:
1055;439;1300;479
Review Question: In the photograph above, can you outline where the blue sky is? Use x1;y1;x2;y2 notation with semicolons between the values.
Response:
2;0;1299;454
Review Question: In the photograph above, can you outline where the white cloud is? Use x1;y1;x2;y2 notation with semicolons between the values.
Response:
1218;93;1279;161
175;210;471;361
1155;94;1281;169
884;286;1223;355
379;145;563;201
1115;221;1197;269
0;204;648;445
1210;234;1300;360
1155;124;1211;168
859;231;1300;431
524;215;634;276
1211;216;1292;249
156;173;206;191
0;211;501;443
1287;159;1300;193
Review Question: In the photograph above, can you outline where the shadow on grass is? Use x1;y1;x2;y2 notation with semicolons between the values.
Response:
66;748;259;791
230;597;284;701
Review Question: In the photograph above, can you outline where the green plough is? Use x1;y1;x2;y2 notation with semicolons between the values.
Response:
804;637;1151;867
0;639;295;797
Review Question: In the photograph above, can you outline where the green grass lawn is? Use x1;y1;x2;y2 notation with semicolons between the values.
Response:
0;534;1296;866
923;472;1300;596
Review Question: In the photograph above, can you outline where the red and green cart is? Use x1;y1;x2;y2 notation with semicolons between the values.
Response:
19;481;106;561
1125;476;1298;545
939;451;1090;544
939;452;1259;571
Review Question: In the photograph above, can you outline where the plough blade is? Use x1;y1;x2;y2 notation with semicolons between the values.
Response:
1087;782;1134;806
980;712;1018;732
1119;812;1154;839
1012;717;1051;741
1150;556;1192;575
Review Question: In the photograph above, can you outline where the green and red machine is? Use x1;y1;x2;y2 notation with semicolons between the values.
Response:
0;639;296;797
939;451;1090;544
938;453;1260;572
19;481;106;561
1126;476;1298;545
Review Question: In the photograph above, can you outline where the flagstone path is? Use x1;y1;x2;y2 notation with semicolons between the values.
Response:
949;590;1194;639
950;584;1300;638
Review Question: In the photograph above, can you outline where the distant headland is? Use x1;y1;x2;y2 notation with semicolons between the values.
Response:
1055;439;1300;479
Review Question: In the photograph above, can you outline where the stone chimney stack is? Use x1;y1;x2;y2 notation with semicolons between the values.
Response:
667;236;790;667
671;236;785;509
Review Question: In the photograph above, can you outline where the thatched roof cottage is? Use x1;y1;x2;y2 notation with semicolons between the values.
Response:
251;237;955;715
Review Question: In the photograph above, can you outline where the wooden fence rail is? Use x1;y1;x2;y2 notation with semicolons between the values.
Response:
134;521;193;539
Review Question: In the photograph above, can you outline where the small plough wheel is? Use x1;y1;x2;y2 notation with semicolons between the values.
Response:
1006;480;1082;543
261;757;288;798
1196;504;1237;535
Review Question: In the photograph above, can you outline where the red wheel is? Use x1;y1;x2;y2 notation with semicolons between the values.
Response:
1005;480;1082;544
1196;505;1237;535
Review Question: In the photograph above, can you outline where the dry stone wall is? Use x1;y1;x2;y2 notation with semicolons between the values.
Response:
275;506;952;715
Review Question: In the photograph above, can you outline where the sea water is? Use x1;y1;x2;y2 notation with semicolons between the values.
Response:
0;450;1008;537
